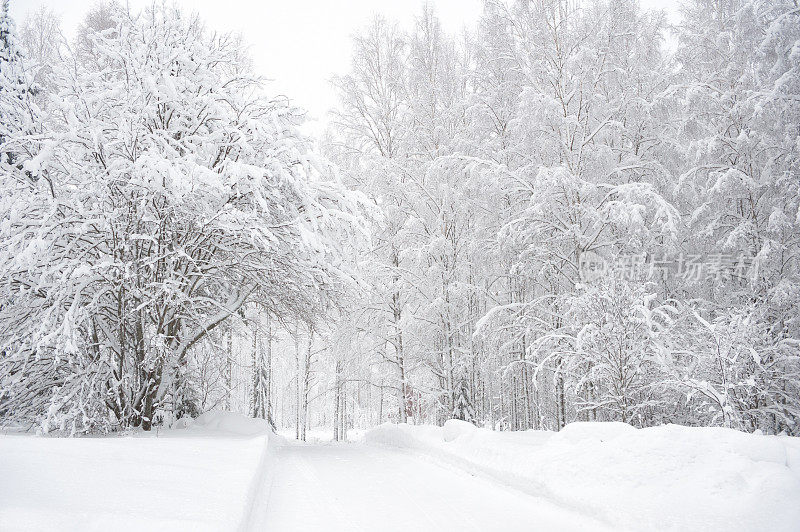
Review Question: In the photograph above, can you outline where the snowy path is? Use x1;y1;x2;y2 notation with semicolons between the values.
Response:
258;442;612;531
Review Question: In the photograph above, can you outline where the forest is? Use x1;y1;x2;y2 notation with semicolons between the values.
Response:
1;0;799;439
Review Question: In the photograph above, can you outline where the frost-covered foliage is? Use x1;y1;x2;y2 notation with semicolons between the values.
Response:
1;0;798;438
0;4;362;434
323;0;800;436
0;0;38;170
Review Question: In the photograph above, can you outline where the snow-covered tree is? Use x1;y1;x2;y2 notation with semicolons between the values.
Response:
0;4;361;433
2;0;797;437
326;0;799;435
0;0;38;171
669;0;800;433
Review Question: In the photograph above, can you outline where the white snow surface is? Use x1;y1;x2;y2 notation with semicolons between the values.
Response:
0;412;277;531
364;421;800;532
3;416;799;531
261;440;612;531
2;412;607;532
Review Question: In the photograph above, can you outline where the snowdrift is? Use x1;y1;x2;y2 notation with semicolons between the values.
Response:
0;412;279;531
190;410;276;438
365;421;800;532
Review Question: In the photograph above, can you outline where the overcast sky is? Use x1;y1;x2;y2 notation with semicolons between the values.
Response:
9;0;681;132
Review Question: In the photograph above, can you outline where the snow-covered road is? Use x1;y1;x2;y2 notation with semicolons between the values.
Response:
259;442;611;532
3;416;797;531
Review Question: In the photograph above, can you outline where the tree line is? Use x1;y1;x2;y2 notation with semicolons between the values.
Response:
323;0;800;436
1;0;798;437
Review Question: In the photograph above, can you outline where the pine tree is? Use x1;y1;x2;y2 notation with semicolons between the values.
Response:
0;0;37;170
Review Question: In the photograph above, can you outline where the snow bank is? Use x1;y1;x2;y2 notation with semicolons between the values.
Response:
190;411;274;438
548;420;635;443
442;418;477;442
0;411;278;531
276;427;367;443
365;422;800;532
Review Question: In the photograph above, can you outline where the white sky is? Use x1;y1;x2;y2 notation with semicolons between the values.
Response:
9;0;681;132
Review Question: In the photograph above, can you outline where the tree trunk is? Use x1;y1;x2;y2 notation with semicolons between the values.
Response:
300;326;313;441
333;374;341;442
225;325;233;411
294;323;301;440
142;384;154;431
265;314;273;425
251;310;259;418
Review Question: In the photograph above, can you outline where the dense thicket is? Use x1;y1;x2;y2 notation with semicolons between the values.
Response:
322;0;800;436
0;3;361;433
1;0;798;437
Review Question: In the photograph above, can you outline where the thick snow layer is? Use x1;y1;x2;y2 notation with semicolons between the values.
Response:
364;422;800;532
276;427;367;443
263;441;613;531
442;418;477;442
4;415;798;531
0;412;277;531
191;411;275;438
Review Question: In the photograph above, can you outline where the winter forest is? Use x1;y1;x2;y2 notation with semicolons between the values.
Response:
2;0;800;529
1;0;799;443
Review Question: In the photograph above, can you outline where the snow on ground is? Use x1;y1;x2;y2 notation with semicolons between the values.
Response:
364;420;800;532
277;427;367;443
0;412;277;531
261;440;613;532
2;413;607;532
3;416;799;531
